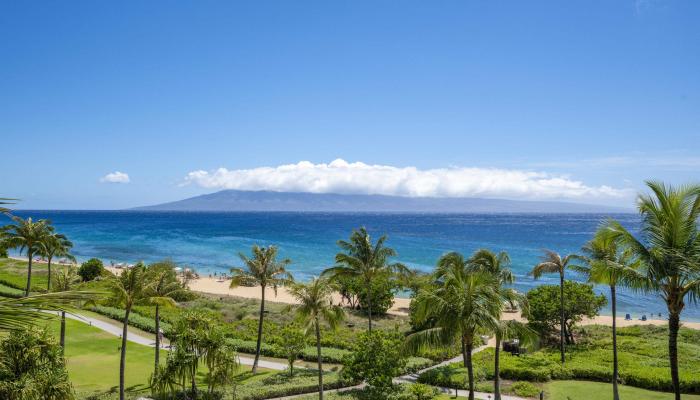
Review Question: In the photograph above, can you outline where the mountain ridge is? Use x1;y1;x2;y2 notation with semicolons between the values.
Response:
133;190;631;213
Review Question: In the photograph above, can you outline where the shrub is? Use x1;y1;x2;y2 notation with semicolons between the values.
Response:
511;381;540;398
406;383;438;400
78;258;104;282
342;330;408;395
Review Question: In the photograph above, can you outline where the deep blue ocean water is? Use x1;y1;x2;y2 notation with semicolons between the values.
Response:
9;210;700;320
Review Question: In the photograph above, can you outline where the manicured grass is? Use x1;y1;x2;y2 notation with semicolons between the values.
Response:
0;257;50;291
544;380;700;400
42;316;168;398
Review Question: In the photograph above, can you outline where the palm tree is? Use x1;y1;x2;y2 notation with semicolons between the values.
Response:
571;226;639;400
468;249;514;286
230;245;292;373
2;216;50;296
529;250;578;363
39;228;75;291
52;266;81;347
467;249;529;400
0;197;14;215
323;227;407;332
606;181;700;400
109;263;148;400
492;318;536;400
407;252;503;400
287;277;345;400
0;291;96;331
144;261;185;371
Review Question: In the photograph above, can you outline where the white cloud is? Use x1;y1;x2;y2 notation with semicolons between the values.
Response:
100;171;130;184
182;159;632;201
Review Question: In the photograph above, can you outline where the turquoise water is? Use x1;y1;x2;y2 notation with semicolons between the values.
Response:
9;210;699;320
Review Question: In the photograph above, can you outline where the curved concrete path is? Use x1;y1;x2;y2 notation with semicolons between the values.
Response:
57;311;289;371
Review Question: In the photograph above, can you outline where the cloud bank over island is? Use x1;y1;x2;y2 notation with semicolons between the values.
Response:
100;171;130;184
182;159;632;202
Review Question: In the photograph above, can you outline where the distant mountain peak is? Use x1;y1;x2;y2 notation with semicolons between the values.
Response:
133;190;631;213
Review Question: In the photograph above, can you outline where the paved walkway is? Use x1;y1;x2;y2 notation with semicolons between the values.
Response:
57;311;290;371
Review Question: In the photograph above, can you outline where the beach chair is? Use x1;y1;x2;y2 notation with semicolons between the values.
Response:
641;315;647;321
625;313;631;321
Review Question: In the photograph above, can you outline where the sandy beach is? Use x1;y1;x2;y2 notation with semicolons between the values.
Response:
18;258;698;330
183;273;700;330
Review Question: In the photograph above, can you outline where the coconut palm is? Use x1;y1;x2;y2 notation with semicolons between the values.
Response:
108;263;148;400
52;266;81;347
468;249;514;286
606;181;700;400
492;318;536;400
0;291;96;332
144;261;185;371
230;245;292;373
571;226;640;400
467;249;529;400
0;198;14;215
407;252;503;400
287;277;345;400
529;250;579;363
323;227;408;332
2;216;50;296
39;228;75;291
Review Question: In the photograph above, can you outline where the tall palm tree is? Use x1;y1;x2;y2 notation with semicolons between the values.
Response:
287;277;345;400
468;249;514;286
39;228;75;291
230;245;292;373
492;318;536;400
109;263;148;400
323;227;407;332
572;226;639;400
467;249;529;400
407;252;503;400
2;216;50;296
52;266;81;347
144;262;185;371
606;181;700;400
529;250;578;363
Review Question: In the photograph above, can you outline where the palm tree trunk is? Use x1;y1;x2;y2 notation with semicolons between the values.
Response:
252;285;265;374
60;310;66;348
559;271;565;364
494;335;501;400
366;280;373;333
668;309;681;400
466;339;475;400
47;255;52;291
154;304;160;371
316;319;324;400
25;250;33;297
119;306;131;400
611;285;619;400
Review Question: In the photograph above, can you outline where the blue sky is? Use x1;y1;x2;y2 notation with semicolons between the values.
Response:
1;1;698;209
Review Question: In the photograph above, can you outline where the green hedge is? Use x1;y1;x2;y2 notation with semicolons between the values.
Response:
226;338;351;364
91;305;174;336
235;370;352;400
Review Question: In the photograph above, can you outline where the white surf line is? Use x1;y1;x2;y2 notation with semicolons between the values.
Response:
57;311;290;371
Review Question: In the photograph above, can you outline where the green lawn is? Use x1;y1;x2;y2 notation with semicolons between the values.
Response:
544;380;700;400
0;257;51;292
42;316;168;399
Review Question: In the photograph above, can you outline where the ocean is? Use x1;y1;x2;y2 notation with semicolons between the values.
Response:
8;210;700;320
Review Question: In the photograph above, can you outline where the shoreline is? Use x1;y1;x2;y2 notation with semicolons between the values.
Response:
180;271;700;330
10;257;700;330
